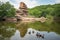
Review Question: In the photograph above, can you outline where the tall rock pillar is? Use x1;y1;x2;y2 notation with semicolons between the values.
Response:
19;2;28;16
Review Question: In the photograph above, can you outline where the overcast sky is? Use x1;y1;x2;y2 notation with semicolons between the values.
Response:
0;0;60;9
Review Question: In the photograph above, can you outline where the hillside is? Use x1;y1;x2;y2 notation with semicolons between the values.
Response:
28;4;60;18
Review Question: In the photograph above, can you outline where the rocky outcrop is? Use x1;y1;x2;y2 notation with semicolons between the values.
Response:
2;2;28;22
19;2;27;9
5;17;17;22
16;2;28;18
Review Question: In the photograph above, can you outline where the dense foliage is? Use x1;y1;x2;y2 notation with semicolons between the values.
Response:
28;4;60;18
28;4;60;23
0;2;16;19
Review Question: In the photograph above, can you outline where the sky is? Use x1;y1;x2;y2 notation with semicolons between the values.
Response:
0;0;60;9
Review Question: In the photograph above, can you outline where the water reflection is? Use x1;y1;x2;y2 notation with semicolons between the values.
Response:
11;28;60;40
16;22;28;37
0;22;60;40
0;22;16;40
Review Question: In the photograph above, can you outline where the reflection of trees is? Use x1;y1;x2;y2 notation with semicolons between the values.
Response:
51;22;60;34
28;22;60;34
0;22;16;40
16;22;28;37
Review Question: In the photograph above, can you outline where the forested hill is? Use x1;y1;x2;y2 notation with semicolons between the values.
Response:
28;4;60;18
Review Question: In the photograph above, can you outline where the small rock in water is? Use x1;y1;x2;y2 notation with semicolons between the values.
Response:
32;31;34;34
28;31;31;34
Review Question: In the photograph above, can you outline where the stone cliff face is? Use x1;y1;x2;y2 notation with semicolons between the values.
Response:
19;2;27;9
16;2;28;18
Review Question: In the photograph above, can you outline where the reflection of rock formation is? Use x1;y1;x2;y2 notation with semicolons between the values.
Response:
19;27;27;37
17;23;28;37
15;2;28;20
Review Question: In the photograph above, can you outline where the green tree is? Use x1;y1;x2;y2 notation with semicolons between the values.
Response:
0;2;16;19
51;4;60;22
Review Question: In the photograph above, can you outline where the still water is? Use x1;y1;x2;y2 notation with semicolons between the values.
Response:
0;22;60;40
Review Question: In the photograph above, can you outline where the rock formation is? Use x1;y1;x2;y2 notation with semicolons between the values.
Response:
19;2;27;9
15;2;28;21
16;2;28;18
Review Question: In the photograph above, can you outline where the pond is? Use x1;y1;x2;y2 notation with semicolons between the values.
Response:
0;22;60;40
